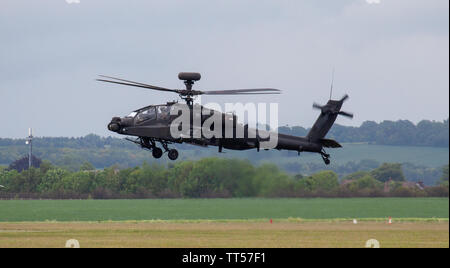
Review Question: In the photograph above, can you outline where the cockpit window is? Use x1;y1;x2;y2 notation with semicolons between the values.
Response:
126;112;137;118
137;107;156;123
157;105;170;120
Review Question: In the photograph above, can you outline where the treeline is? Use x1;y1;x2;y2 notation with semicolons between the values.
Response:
0;148;445;186
0;119;448;149
279;119;449;147
0;159;448;199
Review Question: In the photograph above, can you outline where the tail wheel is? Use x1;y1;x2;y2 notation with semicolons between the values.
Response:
168;149;179;161
152;147;163;159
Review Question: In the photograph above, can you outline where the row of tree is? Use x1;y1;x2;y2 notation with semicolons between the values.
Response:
1;159;448;199
1;146;445;185
279;119;449;147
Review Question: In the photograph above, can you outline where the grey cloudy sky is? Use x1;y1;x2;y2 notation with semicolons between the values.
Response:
0;0;448;138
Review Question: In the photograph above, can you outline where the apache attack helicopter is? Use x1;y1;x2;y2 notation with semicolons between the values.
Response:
97;72;353;164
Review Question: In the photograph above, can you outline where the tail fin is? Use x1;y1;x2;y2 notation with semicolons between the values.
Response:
307;95;353;142
320;138;342;148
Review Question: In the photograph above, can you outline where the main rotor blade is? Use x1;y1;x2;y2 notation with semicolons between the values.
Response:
97;75;179;93
209;92;281;95
98;75;282;97
203;88;281;95
99;75;163;88
97;79;180;93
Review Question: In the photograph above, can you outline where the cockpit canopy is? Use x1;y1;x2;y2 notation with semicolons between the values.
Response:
130;105;172;123
137;107;156;122
126;112;137;118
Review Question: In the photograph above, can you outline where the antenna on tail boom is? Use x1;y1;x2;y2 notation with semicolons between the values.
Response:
329;68;335;100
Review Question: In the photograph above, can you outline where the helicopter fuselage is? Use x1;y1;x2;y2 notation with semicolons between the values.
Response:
108;102;325;155
100;72;351;164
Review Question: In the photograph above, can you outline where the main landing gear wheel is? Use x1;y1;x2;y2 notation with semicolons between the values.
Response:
152;147;163;159
321;150;331;165
168;149;179;161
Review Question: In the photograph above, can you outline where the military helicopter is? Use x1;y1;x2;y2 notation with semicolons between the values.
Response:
97;72;353;164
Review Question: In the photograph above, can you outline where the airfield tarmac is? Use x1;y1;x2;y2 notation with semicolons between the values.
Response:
0;221;448;248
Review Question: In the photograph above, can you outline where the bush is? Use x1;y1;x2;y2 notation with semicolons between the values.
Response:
390;186;415;197
371;163;405;182
425;186;449;197
296;171;339;193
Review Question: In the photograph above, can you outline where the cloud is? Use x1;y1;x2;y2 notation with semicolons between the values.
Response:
0;0;448;138
366;0;381;4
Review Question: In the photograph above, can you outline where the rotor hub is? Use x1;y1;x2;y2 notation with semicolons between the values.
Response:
178;72;201;82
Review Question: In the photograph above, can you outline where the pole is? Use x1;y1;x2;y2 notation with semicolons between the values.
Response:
30;136;33;168
27;128;33;169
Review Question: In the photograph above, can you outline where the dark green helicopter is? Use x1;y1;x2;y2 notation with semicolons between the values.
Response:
97;72;353;164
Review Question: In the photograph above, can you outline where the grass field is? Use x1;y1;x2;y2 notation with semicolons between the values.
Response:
0;221;448;248
0;198;448;248
0;198;448;222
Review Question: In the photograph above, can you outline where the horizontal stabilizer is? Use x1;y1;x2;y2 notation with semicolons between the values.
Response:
320;139;342;148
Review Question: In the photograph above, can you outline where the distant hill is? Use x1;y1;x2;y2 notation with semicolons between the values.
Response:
0;119;448;185
1;119;448;148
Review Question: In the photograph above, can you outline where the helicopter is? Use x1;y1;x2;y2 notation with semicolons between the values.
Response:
97;72;353;164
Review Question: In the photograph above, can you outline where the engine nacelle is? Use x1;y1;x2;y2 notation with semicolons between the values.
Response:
178;72;201;81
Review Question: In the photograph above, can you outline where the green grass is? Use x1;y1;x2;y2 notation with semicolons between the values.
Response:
1;221;448;248
0;198;448;222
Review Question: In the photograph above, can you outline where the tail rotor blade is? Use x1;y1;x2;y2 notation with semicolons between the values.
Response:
340;94;349;102
338;111;354;119
313;103;324;110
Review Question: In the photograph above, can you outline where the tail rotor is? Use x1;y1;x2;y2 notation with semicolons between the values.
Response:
312;94;353;119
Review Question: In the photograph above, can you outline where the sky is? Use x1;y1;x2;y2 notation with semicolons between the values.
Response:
0;0;448;138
